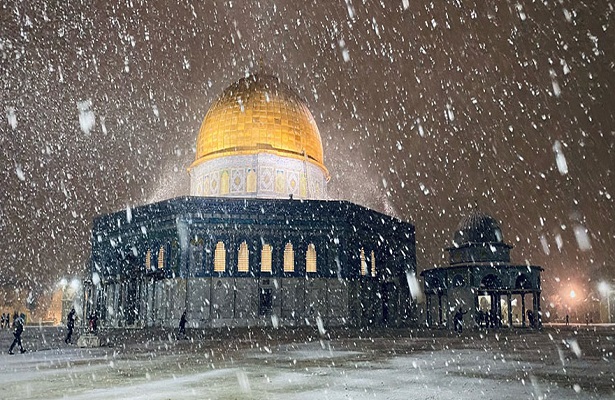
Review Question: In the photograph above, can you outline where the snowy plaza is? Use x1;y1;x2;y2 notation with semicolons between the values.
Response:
1;325;614;399
2;1;614;399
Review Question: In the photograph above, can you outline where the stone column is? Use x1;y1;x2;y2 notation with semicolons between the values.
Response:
438;293;443;326
425;293;433;327
507;293;513;327
521;293;526;328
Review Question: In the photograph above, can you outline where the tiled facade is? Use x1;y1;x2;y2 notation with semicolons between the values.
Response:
86;197;417;329
190;153;327;199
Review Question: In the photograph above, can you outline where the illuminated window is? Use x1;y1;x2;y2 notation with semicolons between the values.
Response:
284;242;294;272
261;244;272;273
214;241;226;272
145;249;152;270
158;246;165;269
238;241;249;272
306;243;317;273
371;250;376;277
360;248;367;276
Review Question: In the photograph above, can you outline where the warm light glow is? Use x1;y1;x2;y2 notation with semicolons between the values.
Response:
570;290;576;298
261;244;272;273
191;74;327;176
284;242;294;272
214;241;226;272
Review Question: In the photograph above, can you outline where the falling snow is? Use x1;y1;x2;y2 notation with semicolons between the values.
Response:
0;1;613;396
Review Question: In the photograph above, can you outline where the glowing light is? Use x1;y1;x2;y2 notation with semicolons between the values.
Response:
598;281;610;296
570;290;576;298
70;278;81;291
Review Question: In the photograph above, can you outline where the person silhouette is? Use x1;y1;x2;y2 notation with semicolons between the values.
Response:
8;314;26;354
454;307;468;333
178;311;187;338
65;308;76;344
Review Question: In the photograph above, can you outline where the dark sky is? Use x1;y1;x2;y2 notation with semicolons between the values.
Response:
1;1;613;308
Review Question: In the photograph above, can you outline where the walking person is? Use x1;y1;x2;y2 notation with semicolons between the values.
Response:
1;313;5;329
8;313;26;354
88;312;98;334
454;307;468;334
65;308;76;344
178;311;187;339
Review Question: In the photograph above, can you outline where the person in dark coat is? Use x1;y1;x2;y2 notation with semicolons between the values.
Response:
88;312;98;334
8;314;25;354
65;308;76;344
178;311;187;338
453;307;468;333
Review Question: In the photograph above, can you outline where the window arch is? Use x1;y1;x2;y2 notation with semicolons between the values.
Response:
515;274;530;289
284;242;294;272
261;244;272;273
238;241;249;272
452;274;465;287
370;250;376;277
360;248;367;276
145;249;152;270
214;241;226;272
157;246;165;269
306;243;317;273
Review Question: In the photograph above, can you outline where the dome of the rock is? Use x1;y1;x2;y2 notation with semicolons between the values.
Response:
189;73;329;199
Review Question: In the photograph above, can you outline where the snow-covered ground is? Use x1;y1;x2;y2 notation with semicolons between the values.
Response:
0;325;613;399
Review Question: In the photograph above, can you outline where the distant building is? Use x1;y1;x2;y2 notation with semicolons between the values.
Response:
85;73;417;329
421;209;543;329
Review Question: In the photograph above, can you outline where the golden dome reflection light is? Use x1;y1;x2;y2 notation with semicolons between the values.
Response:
191;74;328;178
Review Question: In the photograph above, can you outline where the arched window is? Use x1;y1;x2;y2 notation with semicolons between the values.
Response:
452;274;465;287
214;241;226;272
306;243;317;273
238;241;249;272
284;242;294;272
261;244;272;273
145;249;152;270
370;250;376;277
360;248;367;276
157;246;165;269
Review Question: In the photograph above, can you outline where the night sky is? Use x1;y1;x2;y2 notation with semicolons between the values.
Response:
1;1;613;311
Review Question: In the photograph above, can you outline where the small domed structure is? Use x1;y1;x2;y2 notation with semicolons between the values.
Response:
448;209;511;265
453;210;504;245
421;208;543;331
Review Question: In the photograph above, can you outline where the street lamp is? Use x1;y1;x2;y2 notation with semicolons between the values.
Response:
598;281;611;323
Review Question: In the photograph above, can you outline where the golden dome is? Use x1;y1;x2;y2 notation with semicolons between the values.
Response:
191;74;328;176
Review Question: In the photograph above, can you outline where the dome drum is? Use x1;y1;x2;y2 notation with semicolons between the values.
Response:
190;152;327;199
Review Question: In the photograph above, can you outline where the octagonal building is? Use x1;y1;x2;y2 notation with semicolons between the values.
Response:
86;73;417;330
